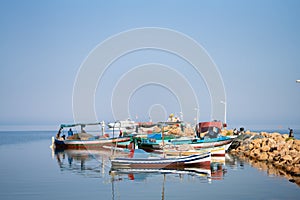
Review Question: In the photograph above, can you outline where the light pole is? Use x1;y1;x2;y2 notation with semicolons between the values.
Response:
220;101;227;124
194;108;199;125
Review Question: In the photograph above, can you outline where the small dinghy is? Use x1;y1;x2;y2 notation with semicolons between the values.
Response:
110;151;211;169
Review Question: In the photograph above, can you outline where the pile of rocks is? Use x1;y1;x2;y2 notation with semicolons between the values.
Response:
229;131;300;176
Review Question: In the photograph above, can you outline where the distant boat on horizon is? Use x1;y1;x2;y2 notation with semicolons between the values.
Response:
107;118;136;129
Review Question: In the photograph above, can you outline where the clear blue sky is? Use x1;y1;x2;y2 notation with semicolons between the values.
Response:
0;0;299;130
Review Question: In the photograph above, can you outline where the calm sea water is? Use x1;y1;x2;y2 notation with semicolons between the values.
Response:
0;131;299;200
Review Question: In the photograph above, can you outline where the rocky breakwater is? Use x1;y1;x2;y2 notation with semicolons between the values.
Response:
229;131;300;185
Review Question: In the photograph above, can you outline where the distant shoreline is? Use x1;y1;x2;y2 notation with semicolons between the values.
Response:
0;125;299;134
1;120;299;131
0;125;58;131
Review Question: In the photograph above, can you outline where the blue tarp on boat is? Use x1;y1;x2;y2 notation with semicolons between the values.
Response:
147;133;162;139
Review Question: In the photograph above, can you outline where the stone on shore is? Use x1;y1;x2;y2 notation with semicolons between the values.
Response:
229;130;300;179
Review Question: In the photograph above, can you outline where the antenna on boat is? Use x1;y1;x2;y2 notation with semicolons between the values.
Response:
158;121;167;158
111;120;121;156
101;120;105;136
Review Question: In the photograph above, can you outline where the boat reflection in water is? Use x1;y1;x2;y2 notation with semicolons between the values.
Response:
52;148;229;200
109;159;226;200
53;148;114;179
110;167;212;182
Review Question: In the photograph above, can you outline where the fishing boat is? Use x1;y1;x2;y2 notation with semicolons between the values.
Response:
169;136;233;150
138;135;232;152
161;146;226;157
110;152;211;169
52;123;131;150
107;118;136;129
138;121;233;152
113;132;177;150
195;121;226;138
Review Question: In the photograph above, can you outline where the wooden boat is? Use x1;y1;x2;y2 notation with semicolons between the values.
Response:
115;133;177;149
53;137;131;150
110;152;211;169
138;136;233;153
138;120;233;152
107;118;136;129
195;121;225;138
169;136;233;150
181;120;232;150
161;146;226;157
52;123;131;150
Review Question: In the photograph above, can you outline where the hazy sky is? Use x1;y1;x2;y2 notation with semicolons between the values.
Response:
0;0;299;130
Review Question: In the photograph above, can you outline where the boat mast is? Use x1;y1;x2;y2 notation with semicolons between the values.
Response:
111;121;121;156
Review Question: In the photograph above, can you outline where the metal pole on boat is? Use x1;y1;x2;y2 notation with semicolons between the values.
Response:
220;101;227;124
162;125;165;147
112;120;120;156
112;121;120;138
80;124;86;133
112;120;121;155
101;120;105;136
297;80;300;83
161;122;167;158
